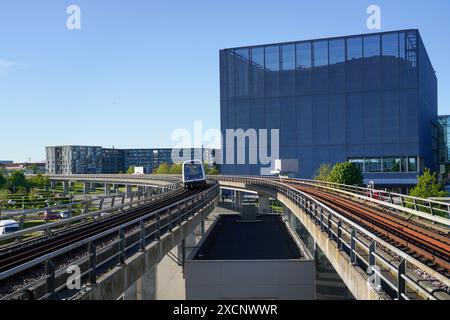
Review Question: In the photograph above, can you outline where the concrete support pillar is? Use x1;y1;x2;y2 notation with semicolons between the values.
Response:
258;195;270;214
50;181;56;189
137;266;157;300
235;191;243;211
84;182;90;194
125;185;132;195
63;181;69;194
105;184;111;196
124;282;137;300
178;231;198;265
291;214;299;233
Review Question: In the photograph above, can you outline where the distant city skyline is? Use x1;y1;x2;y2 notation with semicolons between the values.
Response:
1;0;450;162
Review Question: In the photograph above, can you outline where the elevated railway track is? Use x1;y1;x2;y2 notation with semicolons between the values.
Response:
0;181;219;299
290;185;450;276
1;173;449;300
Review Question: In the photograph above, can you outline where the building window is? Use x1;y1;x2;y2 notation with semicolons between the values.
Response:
349;156;418;173
329;39;345;65
408;157;418;172
365;158;382;173
363;35;380;57
313;40;328;67
347;37;362;61
382;33;399;58
265;45;280;71
349;158;364;172
281;44;295;71
296;42;311;69
383;157;401;172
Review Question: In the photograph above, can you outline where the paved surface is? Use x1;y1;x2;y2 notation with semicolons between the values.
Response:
194;214;302;260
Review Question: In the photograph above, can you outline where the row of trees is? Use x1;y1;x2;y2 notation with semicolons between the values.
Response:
313;162;448;199
0;171;50;194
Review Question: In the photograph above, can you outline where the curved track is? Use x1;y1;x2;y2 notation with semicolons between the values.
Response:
291;184;450;275
0;185;210;274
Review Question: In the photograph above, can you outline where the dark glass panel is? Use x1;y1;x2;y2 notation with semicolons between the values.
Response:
364;35;380;57
265;45;280;71
347;37;362;60
313;40;328;66
365;158;382;173
329;39;345;64
281;44;295;71
383;157;400;172
382;33;399;57
296;42;311;69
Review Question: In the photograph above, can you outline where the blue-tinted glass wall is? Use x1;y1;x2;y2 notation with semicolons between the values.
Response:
220;30;438;181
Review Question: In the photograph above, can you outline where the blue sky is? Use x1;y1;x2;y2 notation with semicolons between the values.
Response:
1;0;450;162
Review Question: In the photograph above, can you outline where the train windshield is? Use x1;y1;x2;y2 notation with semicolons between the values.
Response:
5;225;19;234
184;163;203;180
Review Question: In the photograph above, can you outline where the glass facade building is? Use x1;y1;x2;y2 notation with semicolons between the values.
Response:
220;29;438;185
438;116;450;164
46;146;221;174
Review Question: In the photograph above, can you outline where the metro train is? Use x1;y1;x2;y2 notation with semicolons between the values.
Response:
182;160;206;189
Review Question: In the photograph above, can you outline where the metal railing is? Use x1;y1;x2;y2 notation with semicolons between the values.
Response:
45;174;181;185
209;175;450;226
212;176;450;300
0;182;181;243
288;178;450;223
0;183;219;300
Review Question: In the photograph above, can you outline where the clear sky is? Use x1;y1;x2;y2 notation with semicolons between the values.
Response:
1;0;449;162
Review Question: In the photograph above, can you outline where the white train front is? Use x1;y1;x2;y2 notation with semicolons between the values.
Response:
182;160;206;188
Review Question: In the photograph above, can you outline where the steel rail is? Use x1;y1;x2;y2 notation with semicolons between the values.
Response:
0;183;218;285
0;182;181;243
0;188;193;273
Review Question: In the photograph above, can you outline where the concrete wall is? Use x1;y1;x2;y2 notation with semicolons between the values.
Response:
185;259;315;300
78;198;217;300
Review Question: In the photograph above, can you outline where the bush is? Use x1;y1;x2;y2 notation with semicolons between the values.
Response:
313;163;332;181
409;168;448;199
156;163;170;174
328;162;363;186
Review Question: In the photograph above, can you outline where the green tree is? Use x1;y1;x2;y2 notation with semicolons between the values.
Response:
328;162;363;186
6;171;29;193
0;173;6;189
409;168;448;199
169;163;182;174
118;170;124;174
126;166;135;174
26;164;38;174
157;163;170;174
28;173;50;189
313;163;332;182
203;162;220;175
208;166;220;175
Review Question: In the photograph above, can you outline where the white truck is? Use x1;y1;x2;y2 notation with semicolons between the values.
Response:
133;166;145;175
271;159;299;178
0;219;19;235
